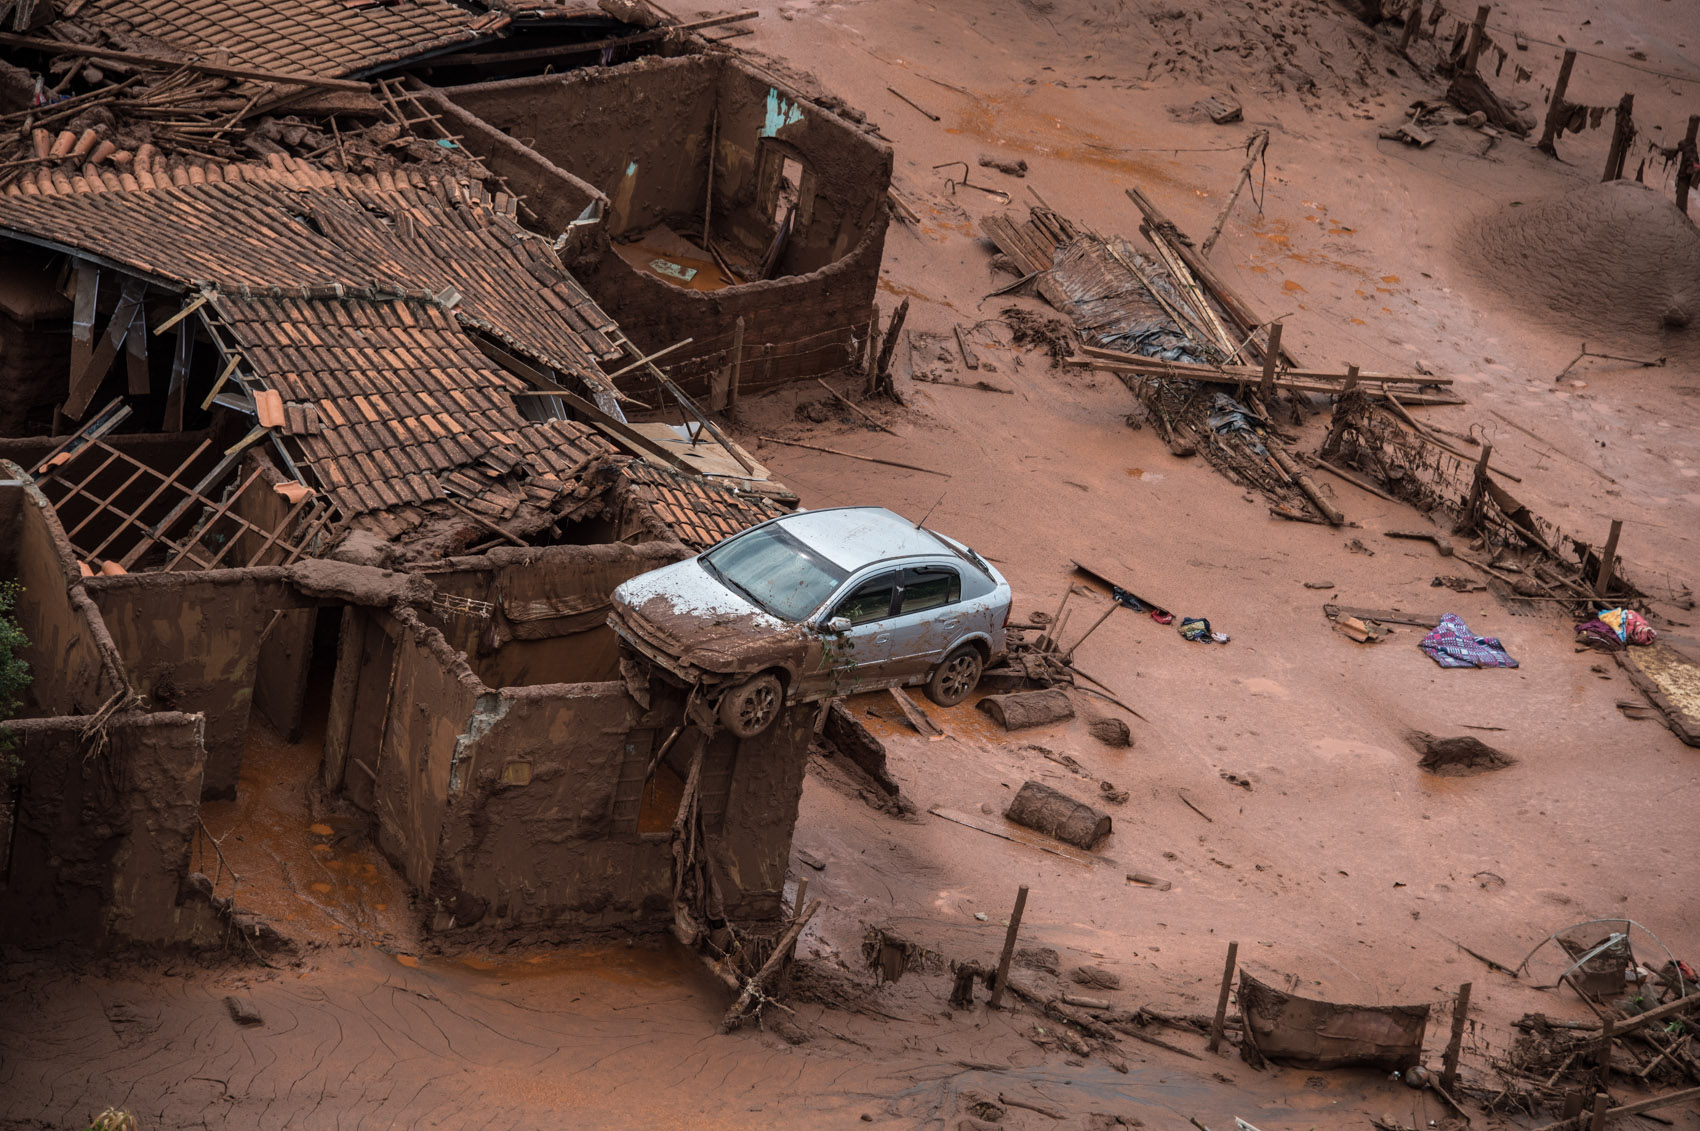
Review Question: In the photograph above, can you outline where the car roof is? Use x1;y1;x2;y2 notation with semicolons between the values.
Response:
770;507;951;572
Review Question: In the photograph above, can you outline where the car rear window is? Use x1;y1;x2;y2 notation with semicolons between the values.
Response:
702;525;848;623
899;567;959;614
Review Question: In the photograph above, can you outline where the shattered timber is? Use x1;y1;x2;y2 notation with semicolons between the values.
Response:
0;0;1698;1128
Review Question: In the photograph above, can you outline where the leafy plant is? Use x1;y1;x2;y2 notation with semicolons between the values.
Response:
87;1109;137;1131
0;580;30;780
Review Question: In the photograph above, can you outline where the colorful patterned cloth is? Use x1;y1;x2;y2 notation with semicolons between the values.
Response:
1419;613;1519;668
1575;608;1655;650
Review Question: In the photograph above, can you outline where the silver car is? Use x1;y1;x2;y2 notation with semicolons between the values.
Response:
608;506;1011;736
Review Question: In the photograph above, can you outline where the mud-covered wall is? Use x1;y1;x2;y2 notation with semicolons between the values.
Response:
0;711;209;945
232;452;317;742
429;681;676;933
84;570;310;800
448;58;717;239
414;85;605;238
713;707;815;922
422;541;685;688
0;471;127;715
356;606;816;936
369;610;485;890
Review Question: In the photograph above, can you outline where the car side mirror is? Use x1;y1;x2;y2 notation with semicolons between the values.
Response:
825;616;852;634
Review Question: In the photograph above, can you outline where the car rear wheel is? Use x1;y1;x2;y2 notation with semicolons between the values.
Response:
719;673;784;738
924;646;983;707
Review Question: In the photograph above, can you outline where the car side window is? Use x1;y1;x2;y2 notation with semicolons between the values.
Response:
833;571;899;625
897;566;960;615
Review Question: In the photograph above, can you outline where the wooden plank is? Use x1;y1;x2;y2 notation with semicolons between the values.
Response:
32;400;130;478
1321;603;1443;628
66;261;97;410
1530;1084;1700;1131
887;686;943;737
423;10;757;67
0;32;373;90
64;277;147;419
123;303;149;395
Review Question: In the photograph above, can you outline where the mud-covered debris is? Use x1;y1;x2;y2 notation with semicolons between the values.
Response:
979;689;1074;730
978;153;1028;177
1001;306;1076;363
1099;782;1129;804
1089;717;1132;747
224;996;263;1027
1005;779;1111;849
1015;946;1061;974
1407;730;1515;775
1070;964;1123;990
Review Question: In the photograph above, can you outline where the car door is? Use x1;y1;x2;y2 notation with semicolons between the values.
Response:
883;564;964;681
800;569;900;698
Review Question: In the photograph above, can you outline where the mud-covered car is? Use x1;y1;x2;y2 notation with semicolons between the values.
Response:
608;506;1011;737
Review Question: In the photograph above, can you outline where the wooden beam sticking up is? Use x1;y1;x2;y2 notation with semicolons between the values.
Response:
1208;942;1239;1053
987;885;1030;1010
1202;130;1269;256
1538;49;1579;155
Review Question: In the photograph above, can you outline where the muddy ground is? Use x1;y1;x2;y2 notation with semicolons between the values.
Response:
4;0;1700;1128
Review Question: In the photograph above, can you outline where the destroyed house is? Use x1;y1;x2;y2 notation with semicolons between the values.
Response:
0;153;812;951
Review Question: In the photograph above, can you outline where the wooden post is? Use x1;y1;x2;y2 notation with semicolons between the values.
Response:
871;298;909;397
727;315;744;416
1259;322;1283;403
1456;439;1492;533
1676;115;1699;215
1597;1017;1616;1092
1603;93;1634;181
1588;1092;1609;1131
1462;5;1491;75
1208;941;1239;1053
1399;0;1424;54
861;304;879;377
1538;49;1578;155
1202;129;1269;256
1441;981;1472;1090
793;877;808;920
987;885;1029;1010
1342;364;1360;394
1594;519;1622;599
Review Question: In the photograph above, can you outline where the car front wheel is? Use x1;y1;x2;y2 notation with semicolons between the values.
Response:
924;646;983;707
719;673;784;738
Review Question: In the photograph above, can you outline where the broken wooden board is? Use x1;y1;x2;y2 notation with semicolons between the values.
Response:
1322;603;1444;629
928;806;1104;867
887;687;944;737
1070;559;1173;616
1614;641;1700;747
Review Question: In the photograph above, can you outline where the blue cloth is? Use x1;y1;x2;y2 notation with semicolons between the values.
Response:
1419;614;1518;669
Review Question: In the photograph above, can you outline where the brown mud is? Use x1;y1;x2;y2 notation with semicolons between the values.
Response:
6;0;1700;1127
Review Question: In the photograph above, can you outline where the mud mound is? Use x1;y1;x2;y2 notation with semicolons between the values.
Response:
1406;730;1515;776
1462;181;1700;340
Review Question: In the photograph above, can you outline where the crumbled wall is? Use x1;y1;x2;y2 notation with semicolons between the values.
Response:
1;711;212;946
423;540;686;687
354;604;816;937
444;55;891;400
1;472;128;715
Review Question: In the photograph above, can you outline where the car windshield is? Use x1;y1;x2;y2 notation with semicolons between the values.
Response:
702;524;849;623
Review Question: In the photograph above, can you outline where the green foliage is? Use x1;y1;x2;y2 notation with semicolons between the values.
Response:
87;1109;138;1131
0;580;30;776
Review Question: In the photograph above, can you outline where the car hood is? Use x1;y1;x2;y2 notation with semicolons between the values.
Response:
611;558;804;673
